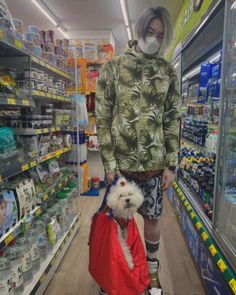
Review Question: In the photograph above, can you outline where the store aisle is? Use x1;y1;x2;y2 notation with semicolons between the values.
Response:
44;194;207;295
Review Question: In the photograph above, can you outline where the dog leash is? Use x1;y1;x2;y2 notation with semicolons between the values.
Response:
97;178;118;217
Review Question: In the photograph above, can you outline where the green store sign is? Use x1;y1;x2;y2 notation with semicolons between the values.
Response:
166;0;215;60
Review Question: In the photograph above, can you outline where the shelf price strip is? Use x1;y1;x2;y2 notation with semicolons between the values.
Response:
173;181;236;295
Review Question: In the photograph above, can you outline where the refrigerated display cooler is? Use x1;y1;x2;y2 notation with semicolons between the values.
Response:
169;1;236;294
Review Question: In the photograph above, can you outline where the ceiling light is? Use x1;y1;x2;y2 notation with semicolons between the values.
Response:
126;27;132;40
231;1;236;9
31;0;57;26
182;66;201;81
209;53;221;63
58;27;68;39
120;0;129;27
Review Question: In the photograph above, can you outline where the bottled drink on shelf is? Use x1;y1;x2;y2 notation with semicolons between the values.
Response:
0;255;14;295
34;219;48;260
15;236;33;285
5;245;24;294
179;147;216;220
26;228;40;274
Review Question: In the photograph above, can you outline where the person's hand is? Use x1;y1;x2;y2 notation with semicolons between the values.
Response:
161;168;175;191
105;170;122;184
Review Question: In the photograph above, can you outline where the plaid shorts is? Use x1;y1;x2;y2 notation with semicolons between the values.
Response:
121;172;163;220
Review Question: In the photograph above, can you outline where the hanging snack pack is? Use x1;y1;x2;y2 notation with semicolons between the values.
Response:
0;190;18;236
4;179;36;220
0;127;18;158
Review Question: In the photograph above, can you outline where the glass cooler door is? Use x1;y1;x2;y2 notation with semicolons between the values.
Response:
213;0;236;270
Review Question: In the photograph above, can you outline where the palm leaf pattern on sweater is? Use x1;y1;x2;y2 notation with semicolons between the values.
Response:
96;46;181;172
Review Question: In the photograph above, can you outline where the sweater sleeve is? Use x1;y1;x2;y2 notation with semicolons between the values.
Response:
96;61;117;172
163;66;181;167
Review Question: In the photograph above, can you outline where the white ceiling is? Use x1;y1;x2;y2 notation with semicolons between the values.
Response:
6;0;183;54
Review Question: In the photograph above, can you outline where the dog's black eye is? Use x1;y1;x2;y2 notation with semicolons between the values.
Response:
120;194;123;198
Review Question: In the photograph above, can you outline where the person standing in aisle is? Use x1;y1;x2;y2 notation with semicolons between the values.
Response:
96;6;181;295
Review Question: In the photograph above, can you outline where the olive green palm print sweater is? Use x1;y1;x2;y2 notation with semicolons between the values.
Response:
96;45;181;173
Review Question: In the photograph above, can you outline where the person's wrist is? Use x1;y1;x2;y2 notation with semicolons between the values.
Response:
167;166;177;173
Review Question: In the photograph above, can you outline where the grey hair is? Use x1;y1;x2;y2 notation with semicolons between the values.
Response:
135;6;173;50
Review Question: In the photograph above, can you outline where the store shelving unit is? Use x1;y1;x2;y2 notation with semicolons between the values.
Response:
0;30;80;295
0;147;72;182
168;1;236;294
24;214;80;295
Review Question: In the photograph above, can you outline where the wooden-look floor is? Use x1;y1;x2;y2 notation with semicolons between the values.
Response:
44;193;207;295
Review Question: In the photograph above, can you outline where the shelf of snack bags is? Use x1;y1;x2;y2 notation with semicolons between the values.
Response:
0;170;74;249
0;145;72;183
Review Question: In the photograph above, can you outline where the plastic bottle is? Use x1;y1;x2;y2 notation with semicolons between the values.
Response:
34;219;48;259
5;246;24;294
16;236;33;284
66;181;78;217
56;192;69;232
26;228;40;274
62;187;74;220
0;256;14;295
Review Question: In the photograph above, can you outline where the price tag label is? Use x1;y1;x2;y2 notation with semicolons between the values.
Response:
43;194;49;201
190;212;195;219
15;39;22;49
22;163;29;171
229;279;236;295
58;183;62;188
51;188;55;194
51;128;56;132
209;245;217;256
217;259;227;273
196;221;202;230
43;128;49;133
35;208;42;217
30;161;37;168
186;205;191;211
201;232;208;241
32;56;37;62
7;98;16;105
40;273;46;283
36;129;41;135
5;233;14;245
0;29;4;39
22;99;30;106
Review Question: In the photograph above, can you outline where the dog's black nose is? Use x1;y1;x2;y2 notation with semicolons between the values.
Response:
125;199;130;203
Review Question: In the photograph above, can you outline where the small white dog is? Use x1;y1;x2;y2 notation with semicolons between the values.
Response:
106;177;144;269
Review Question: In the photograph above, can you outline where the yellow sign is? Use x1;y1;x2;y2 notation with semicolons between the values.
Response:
166;0;214;60
22;99;30;106
209;245;217;256
229;279;236;295
5;233;14;245
7;98;16;105
22;164;29;171
217;259;227;273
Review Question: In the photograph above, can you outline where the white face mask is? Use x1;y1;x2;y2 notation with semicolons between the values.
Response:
138;36;161;54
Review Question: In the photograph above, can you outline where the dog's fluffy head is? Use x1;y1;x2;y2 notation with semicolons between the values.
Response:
107;177;144;219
